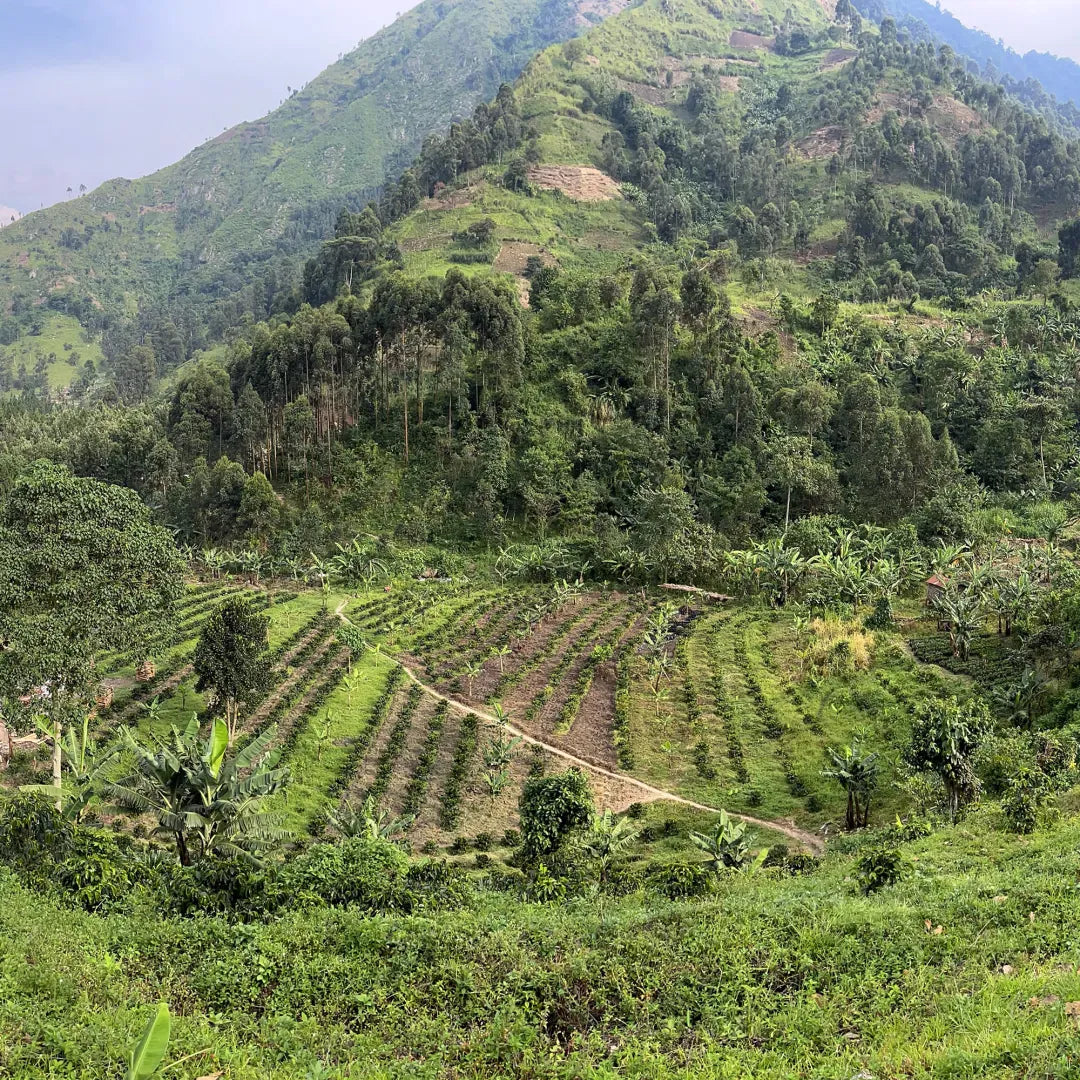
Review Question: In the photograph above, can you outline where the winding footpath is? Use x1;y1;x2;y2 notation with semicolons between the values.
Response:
336;601;825;854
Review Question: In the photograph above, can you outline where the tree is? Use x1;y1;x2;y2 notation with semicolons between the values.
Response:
192;597;271;742
822;740;879;829
109;715;290;865
519;768;594;860
906;697;990;822
932;588;982;660
0;463;182;804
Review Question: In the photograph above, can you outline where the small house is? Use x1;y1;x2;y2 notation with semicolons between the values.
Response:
925;574;949;606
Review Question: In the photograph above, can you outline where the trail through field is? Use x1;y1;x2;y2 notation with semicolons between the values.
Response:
335;602;825;853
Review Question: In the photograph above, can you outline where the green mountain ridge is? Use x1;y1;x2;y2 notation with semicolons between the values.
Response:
0;0;602;345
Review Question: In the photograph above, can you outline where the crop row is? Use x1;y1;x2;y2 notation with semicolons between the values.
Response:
733;628;784;740
439;598;523;679
554;616;633;734
439;711;480;830
409;593;496;656
240;638;344;747
707;619;749;784
367;683;425;804
519;604;620;724
612;628;645;771
310;665;405;836
484;598;605;704
400;700;450;819
276;649;352;765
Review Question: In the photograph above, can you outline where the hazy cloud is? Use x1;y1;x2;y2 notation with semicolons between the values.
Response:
942;1;1080;61
0;0;419;212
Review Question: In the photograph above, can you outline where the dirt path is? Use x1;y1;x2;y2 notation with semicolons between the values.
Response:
337;598;824;854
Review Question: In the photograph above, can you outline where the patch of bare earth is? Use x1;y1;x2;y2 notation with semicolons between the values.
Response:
821;48;856;70
420;183;482;212
796;125;845;159
715;75;742;93
573;0;631;26
528;165;621;202
729;30;775;51
494;242;556;309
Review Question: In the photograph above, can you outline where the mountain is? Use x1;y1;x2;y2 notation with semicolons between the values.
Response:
0;0;610;349
854;0;1080;116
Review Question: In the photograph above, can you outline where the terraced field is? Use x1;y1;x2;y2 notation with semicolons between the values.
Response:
8;579;980;857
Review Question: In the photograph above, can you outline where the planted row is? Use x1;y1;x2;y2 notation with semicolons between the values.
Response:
309;664;405;836
707;619;749;784
367;683;425;804
439;711;479;830
400;700;450;819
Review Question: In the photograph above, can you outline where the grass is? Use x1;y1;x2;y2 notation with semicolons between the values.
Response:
6;806;1080;1078
0;313;104;394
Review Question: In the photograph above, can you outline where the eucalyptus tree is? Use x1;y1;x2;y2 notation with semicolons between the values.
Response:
0;463;183;804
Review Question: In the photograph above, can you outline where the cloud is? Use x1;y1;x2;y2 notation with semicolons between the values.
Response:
0;0;419;212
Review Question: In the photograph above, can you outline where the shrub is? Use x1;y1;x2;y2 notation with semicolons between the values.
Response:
647;862;713;899
474;853;492;869
626;802;645;819
1001;768;1053;834
473;832;494;852
855;846;905;895
519;769;594;861
283;836;411;911
449;836;471;855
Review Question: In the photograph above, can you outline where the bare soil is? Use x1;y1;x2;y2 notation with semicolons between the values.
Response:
821;48;856;70
528;166;621;202
796;126;845;159
729;30;775;50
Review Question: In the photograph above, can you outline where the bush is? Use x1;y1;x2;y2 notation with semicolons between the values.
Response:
473;832;494;852
647;863;714;899
855;846;905;895
283;837;411;911
1001;768;1053;834
519;769;594;860
626;802;645;819
500;828;521;847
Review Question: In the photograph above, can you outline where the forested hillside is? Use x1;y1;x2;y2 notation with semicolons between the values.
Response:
0;0;600;359
856;0;1080;115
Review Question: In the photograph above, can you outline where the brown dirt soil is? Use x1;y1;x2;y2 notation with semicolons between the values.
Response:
138;203;176;215
715;75;742;93
420;183;482;212
501;604;629;728
398;233;453;253
729;30;775;50
344;683;412;802
821;48;856;70
615;78;675;106
868;92;981;140
493;241;555;276
528;165;621;202
382;696;441;813
574;0;631;26
796;125;845;159
238;637;338;736
402;706;466;835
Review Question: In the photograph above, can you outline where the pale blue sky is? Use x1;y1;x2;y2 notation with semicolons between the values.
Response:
1;0;1077;215
0;0;420;213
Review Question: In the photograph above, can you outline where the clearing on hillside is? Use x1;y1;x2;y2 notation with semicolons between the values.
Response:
528;165;622;201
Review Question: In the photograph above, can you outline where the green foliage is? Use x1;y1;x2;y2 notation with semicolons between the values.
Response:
109;716;291;866
854;845;906;895
125;1003;170;1080
519;768;594;860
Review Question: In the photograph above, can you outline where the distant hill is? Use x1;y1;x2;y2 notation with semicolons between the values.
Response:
0;0;608;350
854;0;1080;115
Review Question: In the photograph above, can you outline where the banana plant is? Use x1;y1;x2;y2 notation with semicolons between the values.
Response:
125;1003;171;1080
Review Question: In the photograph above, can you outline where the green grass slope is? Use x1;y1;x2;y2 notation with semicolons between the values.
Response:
0;0;602;334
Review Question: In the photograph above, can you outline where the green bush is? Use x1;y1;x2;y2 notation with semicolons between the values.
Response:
283;837;411;911
855;846;906;895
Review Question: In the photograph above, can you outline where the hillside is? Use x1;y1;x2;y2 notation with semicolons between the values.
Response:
855;0;1080;116
0;0;605;351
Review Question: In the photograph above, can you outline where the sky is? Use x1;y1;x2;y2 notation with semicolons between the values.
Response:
0;0;420;214
1;0;1078;215
943;0;1080;61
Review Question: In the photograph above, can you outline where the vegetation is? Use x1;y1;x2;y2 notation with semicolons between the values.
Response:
5;0;1080;1075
